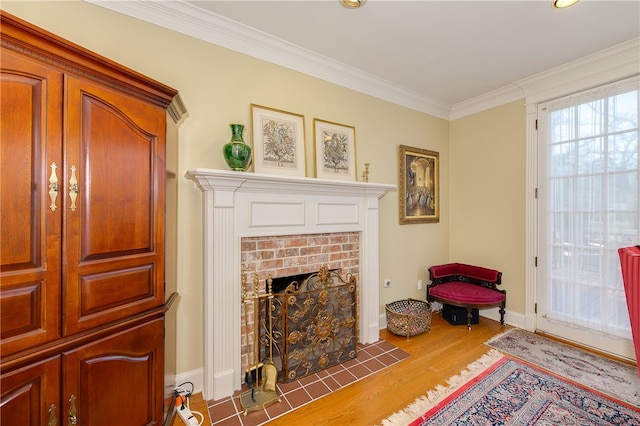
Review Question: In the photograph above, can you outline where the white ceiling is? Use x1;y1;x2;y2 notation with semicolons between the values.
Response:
90;0;640;117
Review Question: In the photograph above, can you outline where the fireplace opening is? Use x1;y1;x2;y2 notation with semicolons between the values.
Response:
257;265;358;383
267;268;339;294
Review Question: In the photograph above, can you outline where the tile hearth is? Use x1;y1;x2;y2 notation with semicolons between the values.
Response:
207;340;409;425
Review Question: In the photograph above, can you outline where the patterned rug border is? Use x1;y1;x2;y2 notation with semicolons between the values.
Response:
486;327;640;408
379;349;504;426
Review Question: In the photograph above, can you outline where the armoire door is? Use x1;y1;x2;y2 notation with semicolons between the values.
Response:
0;356;60;426
62;76;166;335
0;49;62;356
61;318;164;426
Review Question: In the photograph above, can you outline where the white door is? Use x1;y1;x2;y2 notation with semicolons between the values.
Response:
536;76;639;361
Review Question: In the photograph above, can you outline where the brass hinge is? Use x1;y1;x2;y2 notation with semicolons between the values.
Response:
535;119;538;130
534;303;537;314
535;188;538;199
535;257;538;267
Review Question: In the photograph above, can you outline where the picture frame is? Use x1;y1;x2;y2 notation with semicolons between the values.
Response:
399;144;439;224
313;119;356;181
251;104;306;176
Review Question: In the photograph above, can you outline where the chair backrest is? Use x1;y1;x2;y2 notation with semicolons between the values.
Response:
428;263;502;290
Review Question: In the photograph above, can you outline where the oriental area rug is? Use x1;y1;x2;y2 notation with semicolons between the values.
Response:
486;328;640;408
382;350;640;426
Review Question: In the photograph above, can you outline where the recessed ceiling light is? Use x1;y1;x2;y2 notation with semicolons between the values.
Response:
553;0;579;9
342;0;367;9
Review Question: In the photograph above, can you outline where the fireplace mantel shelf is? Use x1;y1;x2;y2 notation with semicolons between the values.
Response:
185;167;396;401
185;168;396;198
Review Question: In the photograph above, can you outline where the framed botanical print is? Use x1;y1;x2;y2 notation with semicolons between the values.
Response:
251;104;306;176
399;144;439;224
313;119;356;181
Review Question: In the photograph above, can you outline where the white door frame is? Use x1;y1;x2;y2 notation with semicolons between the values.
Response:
521;39;639;337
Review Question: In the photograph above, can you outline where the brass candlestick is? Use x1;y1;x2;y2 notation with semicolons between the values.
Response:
361;163;370;182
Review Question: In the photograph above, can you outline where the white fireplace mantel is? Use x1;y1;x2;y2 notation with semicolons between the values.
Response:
185;168;396;401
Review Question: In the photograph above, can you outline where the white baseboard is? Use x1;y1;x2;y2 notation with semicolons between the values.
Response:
480;307;525;329
175;368;204;395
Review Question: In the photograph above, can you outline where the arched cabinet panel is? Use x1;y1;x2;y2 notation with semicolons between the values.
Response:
62;319;164;426
0;357;60;426
63;77;166;335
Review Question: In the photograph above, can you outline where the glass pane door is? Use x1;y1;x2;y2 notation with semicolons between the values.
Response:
536;77;639;360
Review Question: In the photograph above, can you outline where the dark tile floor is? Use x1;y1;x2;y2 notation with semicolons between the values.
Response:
207;340;410;425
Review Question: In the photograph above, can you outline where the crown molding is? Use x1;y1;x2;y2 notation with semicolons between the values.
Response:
84;1;639;121
516;37;640;105
449;37;639;120
85;0;451;119
449;84;525;121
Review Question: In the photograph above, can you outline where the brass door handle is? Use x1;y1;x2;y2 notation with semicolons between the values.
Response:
48;163;59;211
67;395;77;425
48;404;57;426
69;165;78;212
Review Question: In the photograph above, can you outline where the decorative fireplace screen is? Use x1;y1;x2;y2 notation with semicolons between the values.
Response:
259;265;358;382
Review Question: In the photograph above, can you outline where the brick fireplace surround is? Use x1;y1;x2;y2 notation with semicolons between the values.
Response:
186;169;395;401
241;232;359;375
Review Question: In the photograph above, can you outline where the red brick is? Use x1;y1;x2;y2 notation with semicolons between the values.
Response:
308;236;329;246
329;234;348;243
241;240;257;251
282;256;307;267
308;254;330;264
258;239;280;250
322;244;343;253
330;252;349;261
283;237;308;248
273;266;303;279
241;251;260;262
276;248;300;257
300;246;322;256
260;250;275;259
258;259;283;270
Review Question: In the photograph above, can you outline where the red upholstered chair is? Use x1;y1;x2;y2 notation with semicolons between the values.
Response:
427;263;506;330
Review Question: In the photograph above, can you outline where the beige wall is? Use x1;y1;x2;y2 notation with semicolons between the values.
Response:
3;1;525;377
449;100;527;313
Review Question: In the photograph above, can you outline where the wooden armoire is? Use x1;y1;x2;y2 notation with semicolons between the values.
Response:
0;11;182;426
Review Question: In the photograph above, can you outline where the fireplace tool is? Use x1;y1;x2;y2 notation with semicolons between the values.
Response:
240;273;281;415
241;275;256;401
261;277;278;393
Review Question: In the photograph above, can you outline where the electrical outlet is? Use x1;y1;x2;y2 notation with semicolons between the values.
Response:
418;279;423;290
383;279;391;288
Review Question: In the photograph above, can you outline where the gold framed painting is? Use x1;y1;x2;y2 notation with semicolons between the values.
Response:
399;144;439;224
251;104;306;176
313;119;356;181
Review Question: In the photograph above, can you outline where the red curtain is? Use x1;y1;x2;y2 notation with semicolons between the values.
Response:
619;246;640;375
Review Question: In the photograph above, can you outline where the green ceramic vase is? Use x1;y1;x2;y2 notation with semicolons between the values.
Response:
223;123;252;171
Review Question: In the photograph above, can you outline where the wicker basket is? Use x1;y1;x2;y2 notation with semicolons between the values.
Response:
385;299;432;338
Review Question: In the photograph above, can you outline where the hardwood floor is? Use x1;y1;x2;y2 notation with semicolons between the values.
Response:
172;312;511;426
